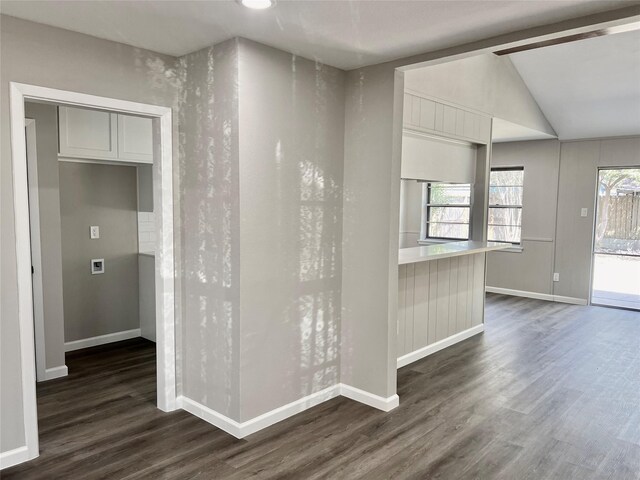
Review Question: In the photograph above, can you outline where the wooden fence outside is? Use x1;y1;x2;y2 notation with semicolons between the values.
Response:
600;194;640;240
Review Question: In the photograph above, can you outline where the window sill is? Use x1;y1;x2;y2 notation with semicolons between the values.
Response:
418;239;463;245
493;245;523;253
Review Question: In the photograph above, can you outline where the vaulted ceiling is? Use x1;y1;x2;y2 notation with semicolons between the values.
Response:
0;0;634;69
508;28;640;140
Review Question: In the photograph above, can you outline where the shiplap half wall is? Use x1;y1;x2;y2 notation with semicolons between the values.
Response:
398;253;485;359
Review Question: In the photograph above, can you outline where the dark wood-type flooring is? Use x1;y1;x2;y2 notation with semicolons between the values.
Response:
4;294;640;479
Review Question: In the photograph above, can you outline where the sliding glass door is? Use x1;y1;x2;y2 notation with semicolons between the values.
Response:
591;167;640;310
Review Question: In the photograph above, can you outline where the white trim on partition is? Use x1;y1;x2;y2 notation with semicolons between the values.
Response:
43;365;68;381
178;383;399;439
339;384;400;412
397;324;485;369
0;446;30;470
486;287;588;305
64;329;141;352
9;82;177;466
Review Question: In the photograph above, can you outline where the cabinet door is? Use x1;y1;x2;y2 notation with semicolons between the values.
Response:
117;114;153;164
58;106;117;159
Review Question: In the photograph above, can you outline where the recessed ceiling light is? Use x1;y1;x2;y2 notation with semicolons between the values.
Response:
239;0;274;10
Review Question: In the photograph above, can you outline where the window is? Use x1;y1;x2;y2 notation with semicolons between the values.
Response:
488;167;524;244
425;182;471;240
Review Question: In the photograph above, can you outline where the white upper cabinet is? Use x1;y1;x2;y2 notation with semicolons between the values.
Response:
117;114;153;163
58;106;118;159
58;106;153;164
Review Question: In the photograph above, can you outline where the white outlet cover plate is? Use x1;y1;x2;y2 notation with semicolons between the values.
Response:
90;226;100;239
91;258;105;274
580;208;588;217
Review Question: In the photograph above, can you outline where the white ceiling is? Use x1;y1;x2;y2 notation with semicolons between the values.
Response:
509;29;640;140
0;0;635;70
492;118;557;143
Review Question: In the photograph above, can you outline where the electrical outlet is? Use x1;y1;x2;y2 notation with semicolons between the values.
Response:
90;226;100;239
580;208;588;217
553;272;560;282
91;258;105;275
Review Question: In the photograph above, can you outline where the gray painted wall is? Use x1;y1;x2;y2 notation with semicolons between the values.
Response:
59;162;140;341
554;136;640;299
1;15;181;453
24;102;66;371
137;164;154;213
238;39;345;421
178;38;242;420
486;136;640;301
139;254;156;342
341;62;402;400
399;179;423;248
486;139;560;294
404;54;555;136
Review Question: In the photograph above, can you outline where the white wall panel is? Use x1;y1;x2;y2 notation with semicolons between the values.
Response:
398;252;486;360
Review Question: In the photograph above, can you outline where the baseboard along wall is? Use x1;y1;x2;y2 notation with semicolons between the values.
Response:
43;365;68;381
486;287;588;305
0;446;30;470
64;328;141;352
397;324;484;369
178;383;399;439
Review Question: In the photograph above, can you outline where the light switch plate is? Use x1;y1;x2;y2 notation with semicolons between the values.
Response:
553;272;560;282
580;208;588;217
90;226;100;239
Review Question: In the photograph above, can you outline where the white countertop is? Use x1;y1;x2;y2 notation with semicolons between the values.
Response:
399;241;511;265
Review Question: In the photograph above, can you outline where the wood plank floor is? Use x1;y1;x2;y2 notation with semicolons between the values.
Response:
4;294;640;479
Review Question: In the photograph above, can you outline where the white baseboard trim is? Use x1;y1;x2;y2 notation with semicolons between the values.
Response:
178;384;341;439
486;287;587;306
397;324;485;369
64;329;141;352
43;365;68;381
178;382;400;439
339;384;400;412
552;295;588;305
0;445;30;470
178;396;244;438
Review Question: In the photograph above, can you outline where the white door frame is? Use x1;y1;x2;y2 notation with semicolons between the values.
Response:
24;118;49;383
9;82;177;463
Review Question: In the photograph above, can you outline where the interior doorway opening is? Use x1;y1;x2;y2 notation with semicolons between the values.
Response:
591;166;640;310
9;83;176;463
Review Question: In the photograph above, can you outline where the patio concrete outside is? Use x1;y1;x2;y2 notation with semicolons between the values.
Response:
592;253;640;310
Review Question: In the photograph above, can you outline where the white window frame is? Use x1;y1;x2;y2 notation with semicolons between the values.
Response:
423;182;472;242
488;166;524;245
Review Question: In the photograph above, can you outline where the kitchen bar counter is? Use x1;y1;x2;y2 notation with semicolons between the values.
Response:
397;240;509;369
399;241;510;265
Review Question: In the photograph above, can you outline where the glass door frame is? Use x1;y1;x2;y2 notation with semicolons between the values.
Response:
589;165;640;311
